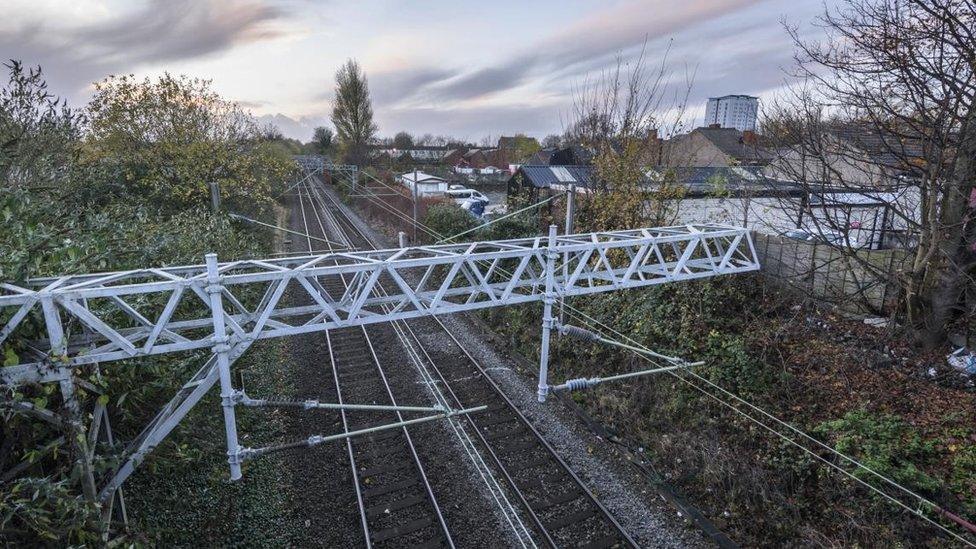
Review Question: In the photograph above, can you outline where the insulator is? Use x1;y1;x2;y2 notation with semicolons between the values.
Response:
558;377;600;392
561;324;600;342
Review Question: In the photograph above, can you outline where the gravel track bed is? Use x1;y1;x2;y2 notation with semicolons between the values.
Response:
281;186;522;547
275;192;362;546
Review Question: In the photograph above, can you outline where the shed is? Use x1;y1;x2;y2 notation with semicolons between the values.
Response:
397;171;448;197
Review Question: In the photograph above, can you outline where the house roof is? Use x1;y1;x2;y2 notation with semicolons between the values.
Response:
526;148;557;165
693;127;769;164
827;123;927;172
644;166;801;197
524;145;594;166
509;165;596;189
400;171;446;184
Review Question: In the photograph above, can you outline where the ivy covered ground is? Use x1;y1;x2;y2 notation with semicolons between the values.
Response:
482;277;976;546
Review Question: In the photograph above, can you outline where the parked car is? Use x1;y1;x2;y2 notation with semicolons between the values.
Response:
445;187;489;204
459;198;486;217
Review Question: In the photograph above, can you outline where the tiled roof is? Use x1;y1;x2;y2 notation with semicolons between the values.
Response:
694;128;769;163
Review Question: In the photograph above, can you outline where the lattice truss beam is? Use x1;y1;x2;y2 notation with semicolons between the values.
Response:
0;224;759;500
0;224;759;386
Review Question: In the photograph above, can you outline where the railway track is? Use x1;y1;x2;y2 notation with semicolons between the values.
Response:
302;175;639;549
294;181;455;548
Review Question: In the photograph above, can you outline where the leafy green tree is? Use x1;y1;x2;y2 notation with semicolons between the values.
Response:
312;126;334;155
84;73;292;215
505;134;541;163
331;60;377;165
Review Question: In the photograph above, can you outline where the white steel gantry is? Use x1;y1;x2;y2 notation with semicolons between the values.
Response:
0;223;759;500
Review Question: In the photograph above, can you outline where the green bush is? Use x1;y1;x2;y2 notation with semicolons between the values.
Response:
422;203;477;242
478;213;537;241
1;62;284;544
815;410;940;494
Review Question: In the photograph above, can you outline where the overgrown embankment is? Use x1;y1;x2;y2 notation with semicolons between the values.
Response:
0;66;303;544
483;276;976;546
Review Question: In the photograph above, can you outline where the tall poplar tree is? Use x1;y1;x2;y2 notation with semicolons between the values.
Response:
331;59;377;165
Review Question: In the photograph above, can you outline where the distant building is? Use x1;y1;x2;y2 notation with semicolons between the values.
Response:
704;95;759;131
369;145;452;164
664;127;769;167
396;171;448;197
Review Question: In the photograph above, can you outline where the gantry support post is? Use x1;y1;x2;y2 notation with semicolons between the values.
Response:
205;253;243;480
41;295;98;502
537;224;558;402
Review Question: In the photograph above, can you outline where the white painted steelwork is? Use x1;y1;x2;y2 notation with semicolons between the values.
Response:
1;223;759;384
0;221;759;500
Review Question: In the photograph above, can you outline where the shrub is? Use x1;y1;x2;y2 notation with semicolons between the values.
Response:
422;203;477;243
814;410;940;494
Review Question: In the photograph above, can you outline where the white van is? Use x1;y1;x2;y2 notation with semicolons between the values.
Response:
445;187;489;204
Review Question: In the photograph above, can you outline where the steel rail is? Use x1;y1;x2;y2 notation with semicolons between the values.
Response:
317;177;638;548
305;174;538;548
298;181;372;545
299;178;455;548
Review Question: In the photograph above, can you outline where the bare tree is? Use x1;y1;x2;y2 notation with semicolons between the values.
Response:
770;0;975;346
331;59;377;166
392;131;414;149
541;134;562;148
566;40;695;229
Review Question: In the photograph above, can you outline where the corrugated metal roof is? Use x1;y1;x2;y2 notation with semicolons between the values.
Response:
511;165;596;188
644;166;801;197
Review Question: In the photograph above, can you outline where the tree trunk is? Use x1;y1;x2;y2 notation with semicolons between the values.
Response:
919;107;976;348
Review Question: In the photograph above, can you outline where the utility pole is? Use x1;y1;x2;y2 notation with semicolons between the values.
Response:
412;168;419;242
209;180;221;212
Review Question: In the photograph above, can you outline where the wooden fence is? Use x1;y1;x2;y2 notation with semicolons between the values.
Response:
753;233;910;315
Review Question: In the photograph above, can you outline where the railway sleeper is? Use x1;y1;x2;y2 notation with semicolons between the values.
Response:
546;507;599;531
360;460;412;479
483;425;527;442
371;515;435;544
365;494;427;518
532;489;584;512
494;438;540;456
361;476;421;499
474;413;517;428
578;534;622;549
359;441;409;460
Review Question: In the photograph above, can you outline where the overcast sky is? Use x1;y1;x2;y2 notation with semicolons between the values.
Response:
1;0;836;142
